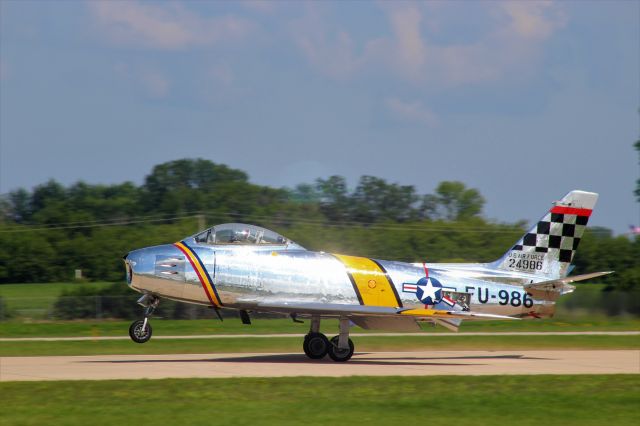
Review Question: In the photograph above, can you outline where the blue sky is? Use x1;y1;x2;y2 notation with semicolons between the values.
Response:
1;0;638;233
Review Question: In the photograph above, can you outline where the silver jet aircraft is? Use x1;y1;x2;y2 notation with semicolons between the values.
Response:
123;190;611;361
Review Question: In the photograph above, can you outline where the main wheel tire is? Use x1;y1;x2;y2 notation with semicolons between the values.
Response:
327;335;354;362
129;320;152;344
303;332;329;359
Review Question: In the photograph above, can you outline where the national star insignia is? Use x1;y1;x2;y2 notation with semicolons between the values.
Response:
416;278;442;304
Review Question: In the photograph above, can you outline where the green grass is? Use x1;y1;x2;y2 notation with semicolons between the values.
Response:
1;334;637;357
1;316;638;338
0;375;638;426
0;282;115;299
0;318;309;337
0;282;114;317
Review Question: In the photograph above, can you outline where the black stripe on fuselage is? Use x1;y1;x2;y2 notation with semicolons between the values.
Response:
370;259;403;308
329;254;364;305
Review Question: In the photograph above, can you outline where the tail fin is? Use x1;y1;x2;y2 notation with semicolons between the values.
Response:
492;190;598;279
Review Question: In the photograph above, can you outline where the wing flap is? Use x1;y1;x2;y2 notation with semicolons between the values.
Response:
431;318;462;332
398;308;517;320
349;316;422;331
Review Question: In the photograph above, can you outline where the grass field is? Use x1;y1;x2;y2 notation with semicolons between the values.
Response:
0;282;115;299
0;282;114;318
0;375;638;426
1;334;637;357
1;316;639;338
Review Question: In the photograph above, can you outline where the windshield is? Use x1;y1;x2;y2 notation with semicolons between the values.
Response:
192;223;300;247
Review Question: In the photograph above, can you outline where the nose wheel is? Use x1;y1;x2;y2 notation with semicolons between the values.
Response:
129;319;152;343
129;294;159;344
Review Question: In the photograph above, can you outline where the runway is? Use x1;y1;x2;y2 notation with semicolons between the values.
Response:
2;350;638;381
1;331;637;342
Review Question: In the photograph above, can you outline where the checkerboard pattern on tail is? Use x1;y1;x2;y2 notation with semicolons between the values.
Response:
492;190;598;279
513;210;590;262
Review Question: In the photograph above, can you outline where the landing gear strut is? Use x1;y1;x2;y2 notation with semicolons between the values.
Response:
129;294;159;344
301;316;354;362
327;317;354;362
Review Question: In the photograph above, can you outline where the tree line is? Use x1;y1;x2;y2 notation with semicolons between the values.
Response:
0;158;637;291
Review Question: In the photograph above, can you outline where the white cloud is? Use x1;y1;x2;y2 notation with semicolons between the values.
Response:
89;1;254;50
385;97;438;127
502;1;566;40
241;0;277;14
387;5;427;80
110;61;170;99
289;6;365;80
210;62;235;86
140;71;170;98
292;1;567;87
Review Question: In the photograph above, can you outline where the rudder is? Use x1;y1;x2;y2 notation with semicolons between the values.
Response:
492;190;598;279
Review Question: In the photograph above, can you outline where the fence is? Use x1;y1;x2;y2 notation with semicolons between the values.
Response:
0;295;284;321
1;290;640;322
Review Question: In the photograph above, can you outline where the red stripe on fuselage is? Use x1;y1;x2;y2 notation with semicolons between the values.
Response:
422;262;430;308
550;206;592;216
173;243;216;306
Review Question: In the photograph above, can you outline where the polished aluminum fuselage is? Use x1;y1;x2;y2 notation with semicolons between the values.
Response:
126;241;557;319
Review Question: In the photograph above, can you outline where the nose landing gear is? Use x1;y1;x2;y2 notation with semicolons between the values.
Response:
129;294;159;344
129;318;152;343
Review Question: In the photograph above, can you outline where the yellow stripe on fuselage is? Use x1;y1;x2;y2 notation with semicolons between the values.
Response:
333;254;401;307
174;242;221;307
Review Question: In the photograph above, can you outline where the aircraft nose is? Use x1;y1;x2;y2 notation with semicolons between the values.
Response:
123;244;183;287
123;249;146;285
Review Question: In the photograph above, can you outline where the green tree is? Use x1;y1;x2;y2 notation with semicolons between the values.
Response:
6;189;31;222
351;176;418;222
635;140;640;202
316;176;350;221
422;181;485;221
289;184;321;204
141;158;249;214
1;159;637;291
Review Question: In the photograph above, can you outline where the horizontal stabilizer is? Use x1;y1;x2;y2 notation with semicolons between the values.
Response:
525;271;613;295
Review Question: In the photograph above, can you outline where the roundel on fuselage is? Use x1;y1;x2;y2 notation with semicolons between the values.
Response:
415;277;443;305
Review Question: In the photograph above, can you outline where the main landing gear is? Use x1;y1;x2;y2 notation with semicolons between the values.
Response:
302;316;354;362
129;294;159;344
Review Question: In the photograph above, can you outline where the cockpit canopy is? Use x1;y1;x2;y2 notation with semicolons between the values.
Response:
191;223;304;249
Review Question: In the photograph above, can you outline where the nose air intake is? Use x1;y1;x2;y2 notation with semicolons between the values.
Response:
124;254;133;285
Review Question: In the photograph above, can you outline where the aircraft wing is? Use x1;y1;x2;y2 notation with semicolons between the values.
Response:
349;316;422;332
254;301;517;321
